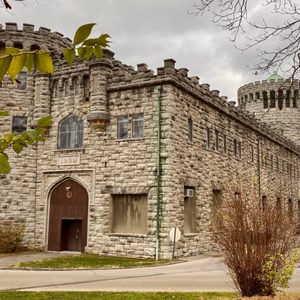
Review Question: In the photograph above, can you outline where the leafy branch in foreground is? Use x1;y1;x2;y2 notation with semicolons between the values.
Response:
0;116;52;174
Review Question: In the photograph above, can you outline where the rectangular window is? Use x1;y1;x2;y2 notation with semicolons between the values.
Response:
184;187;196;233
250;145;254;162
206;127;211;149
212;189;222;221
132;113;144;138
261;195;267;211
12;116;27;133
188;118;193;142
276;197;281;211
111;194;147;234
215;129;219;151
16;71;27;90
234;139;242;159
117;116;128;139
288;199;293;218
223;134;227;154
235;192;241;201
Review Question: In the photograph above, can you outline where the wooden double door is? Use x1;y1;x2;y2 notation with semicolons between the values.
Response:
48;179;88;252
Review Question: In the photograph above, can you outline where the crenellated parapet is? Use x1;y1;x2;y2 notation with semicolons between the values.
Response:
0;22;72;53
238;76;300;110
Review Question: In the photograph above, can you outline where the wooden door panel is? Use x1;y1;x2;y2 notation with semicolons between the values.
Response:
48;179;88;252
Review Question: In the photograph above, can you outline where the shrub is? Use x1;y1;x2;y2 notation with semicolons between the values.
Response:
0;220;25;252
212;191;299;297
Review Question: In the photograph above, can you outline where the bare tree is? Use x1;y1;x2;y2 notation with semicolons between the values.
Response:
191;0;300;79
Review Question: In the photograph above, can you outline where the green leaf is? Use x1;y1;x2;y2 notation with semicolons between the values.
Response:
37;116;53;128
0;55;12;82
93;45;103;60
97;34;111;47
63;48;76;65
82;38;98;46
85;46;94;60
77;47;86;60
12;140;24;154
8;53;26;81
82;34;111;47
35;52;54;76
0;111;9;117
73;23;96;46
25;53;35;73
4;132;15;144
3;47;20;55
0;152;10;174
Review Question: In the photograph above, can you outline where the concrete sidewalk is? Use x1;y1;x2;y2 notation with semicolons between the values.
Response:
0;254;299;292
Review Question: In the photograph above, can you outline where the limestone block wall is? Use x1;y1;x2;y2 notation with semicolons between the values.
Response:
160;71;300;257
238;78;300;145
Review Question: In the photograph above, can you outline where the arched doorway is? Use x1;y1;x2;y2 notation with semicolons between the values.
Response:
48;179;88;252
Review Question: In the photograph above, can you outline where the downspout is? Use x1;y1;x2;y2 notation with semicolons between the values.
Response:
155;85;163;260
257;135;261;198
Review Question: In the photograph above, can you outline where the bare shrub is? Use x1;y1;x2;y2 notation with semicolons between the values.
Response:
212;191;299;297
0;220;25;252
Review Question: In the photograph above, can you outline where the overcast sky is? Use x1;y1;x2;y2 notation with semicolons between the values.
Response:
0;0;268;100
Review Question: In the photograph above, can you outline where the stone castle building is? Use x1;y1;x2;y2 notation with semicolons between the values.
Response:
0;23;300;259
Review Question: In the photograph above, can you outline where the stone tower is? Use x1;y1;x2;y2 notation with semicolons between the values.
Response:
238;73;300;145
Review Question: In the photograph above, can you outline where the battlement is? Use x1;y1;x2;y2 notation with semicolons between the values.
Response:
0;22;72;51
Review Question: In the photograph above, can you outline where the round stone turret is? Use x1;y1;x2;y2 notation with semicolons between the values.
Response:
238;73;300;145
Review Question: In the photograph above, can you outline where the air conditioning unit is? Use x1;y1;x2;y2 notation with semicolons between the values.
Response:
184;188;194;197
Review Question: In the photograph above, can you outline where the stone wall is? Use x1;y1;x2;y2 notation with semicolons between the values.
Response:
238;78;300;145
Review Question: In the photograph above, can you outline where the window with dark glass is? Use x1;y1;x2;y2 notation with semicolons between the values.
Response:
58;115;83;149
117;116;128;139
263;91;268;108
188;118;193;142
223;134;227;154
206;127;211;149
278;89;283;110
234;139;242;159
12;116;27;133
16;71;27;90
293;90;299;108
270;90;276;108
132;113;144;139
215;129;219;151
286;90;291;107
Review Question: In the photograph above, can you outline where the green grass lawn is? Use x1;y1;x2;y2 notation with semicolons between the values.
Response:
18;254;169;269
0;292;238;300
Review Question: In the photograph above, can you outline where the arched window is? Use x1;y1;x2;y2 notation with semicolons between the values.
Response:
73;77;79;95
13;41;23;49
30;44;41;51
263;91;268;108
58;115;83;149
278;89;283;110
270;90;276;108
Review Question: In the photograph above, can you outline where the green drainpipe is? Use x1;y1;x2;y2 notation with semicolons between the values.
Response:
257;135;261;198
155;85;163;260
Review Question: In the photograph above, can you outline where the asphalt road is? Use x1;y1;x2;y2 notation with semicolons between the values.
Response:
0;256;300;292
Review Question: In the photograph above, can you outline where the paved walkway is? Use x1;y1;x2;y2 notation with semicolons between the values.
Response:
0;253;299;292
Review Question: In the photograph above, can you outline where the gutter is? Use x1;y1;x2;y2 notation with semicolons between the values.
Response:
155;85;163;260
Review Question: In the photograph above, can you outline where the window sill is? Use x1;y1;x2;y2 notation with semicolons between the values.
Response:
54;148;85;153
109;233;147;238
116;137;144;142
184;233;198;237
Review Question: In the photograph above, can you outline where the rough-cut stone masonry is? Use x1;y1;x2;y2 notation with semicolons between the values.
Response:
238;76;300;145
0;23;299;259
